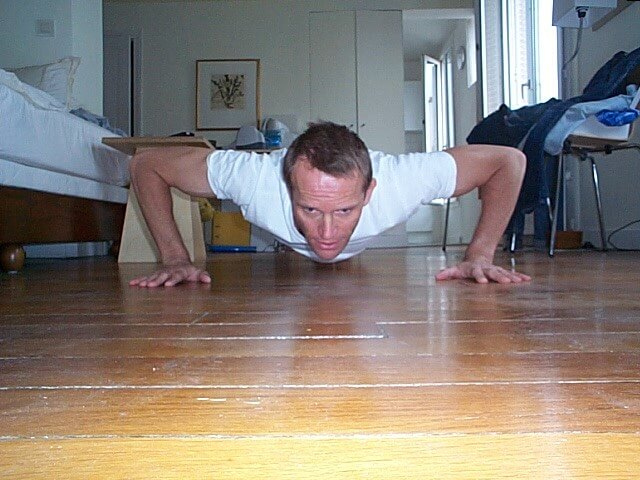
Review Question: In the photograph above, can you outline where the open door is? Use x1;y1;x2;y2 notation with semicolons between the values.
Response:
103;32;141;136
422;55;440;153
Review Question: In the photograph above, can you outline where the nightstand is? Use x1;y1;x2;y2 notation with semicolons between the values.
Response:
103;136;213;263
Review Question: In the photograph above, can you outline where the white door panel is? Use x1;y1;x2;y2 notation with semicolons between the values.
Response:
356;10;405;154
309;11;357;129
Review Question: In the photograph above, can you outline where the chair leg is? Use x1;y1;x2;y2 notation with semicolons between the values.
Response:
442;198;451;252
549;153;564;257
590;156;607;251
507;231;517;253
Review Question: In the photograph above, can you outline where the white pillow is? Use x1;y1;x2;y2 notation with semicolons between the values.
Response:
0;68;66;111
9;56;80;109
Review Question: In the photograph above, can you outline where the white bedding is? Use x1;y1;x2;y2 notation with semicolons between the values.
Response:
0;68;130;200
0;158;128;203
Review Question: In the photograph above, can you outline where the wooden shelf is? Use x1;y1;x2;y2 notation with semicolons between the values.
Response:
102;136;213;156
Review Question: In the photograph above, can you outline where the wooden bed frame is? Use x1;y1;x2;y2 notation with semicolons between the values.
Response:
0;186;126;271
1;138;211;271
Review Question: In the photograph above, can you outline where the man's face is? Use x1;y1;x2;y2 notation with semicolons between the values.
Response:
290;158;376;261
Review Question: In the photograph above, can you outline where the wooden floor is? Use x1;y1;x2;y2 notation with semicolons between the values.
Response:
1;247;639;478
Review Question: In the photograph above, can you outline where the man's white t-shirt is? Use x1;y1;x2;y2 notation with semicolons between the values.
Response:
206;149;457;262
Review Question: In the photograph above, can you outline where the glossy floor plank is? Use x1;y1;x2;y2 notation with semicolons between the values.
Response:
2;383;639;437
1;247;640;478
2;434;640;480
3;331;640;358
3;316;640;336
2;352;640;388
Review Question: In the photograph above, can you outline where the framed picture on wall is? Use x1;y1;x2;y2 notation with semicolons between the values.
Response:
195;59;260;130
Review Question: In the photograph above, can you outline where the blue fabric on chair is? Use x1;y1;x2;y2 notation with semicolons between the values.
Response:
596;108;639;127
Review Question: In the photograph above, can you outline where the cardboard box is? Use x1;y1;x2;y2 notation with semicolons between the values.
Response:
554;230;583;250
212;211;251;246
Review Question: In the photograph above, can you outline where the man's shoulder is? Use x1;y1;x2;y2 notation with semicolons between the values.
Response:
207;148;288;202
367;150;454;175
210;148;287;163
368;149;453;161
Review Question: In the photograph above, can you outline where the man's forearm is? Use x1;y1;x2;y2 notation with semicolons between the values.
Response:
464;151;525;262
129;154;191;264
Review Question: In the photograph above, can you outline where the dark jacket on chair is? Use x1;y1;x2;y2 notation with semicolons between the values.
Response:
467;46;640;217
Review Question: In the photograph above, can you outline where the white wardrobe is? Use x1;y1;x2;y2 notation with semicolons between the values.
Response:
309;10;405;155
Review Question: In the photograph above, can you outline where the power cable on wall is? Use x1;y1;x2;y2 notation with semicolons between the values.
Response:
561;8;586;74
607;219;640;251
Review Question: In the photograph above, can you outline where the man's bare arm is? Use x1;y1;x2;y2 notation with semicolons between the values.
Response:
436;144;531;284
128;146;215;287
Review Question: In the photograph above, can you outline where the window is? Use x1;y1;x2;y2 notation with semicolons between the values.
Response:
479;0;559;114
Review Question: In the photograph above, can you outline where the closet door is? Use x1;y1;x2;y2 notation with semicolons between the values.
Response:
356;10;404;154
309;11;357;129
309;10;404;154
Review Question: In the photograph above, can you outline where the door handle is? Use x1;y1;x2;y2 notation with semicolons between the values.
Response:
521;79;531;100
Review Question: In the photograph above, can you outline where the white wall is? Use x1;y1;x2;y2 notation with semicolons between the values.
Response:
563;3;640;248
0;0;73;67
433;18;480;245
104;0;471;147
0;0;103;114
70;0;104;114
451;20;480;244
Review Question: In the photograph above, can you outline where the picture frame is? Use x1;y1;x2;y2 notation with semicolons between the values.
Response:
195;59;260;131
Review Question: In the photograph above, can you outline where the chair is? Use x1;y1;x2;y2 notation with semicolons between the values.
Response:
442;198;451;251
446;57;640;254
548;93;640;256
441;191;549;254
442;115;639;255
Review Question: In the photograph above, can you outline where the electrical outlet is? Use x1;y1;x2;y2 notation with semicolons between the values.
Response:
35;19;55;37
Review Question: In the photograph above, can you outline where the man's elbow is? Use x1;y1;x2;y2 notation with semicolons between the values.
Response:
505;147;526;182
500;147;527;183
129;150;156;186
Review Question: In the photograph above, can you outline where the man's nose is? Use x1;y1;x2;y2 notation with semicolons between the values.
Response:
319;214;334;239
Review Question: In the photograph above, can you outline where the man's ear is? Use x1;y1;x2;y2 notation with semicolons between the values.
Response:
363;178;377;205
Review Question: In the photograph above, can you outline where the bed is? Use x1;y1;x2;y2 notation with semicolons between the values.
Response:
0;59;131;271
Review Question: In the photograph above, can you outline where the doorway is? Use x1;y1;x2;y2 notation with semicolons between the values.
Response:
422;55;441;154
103;32;141;136
402;9;477;247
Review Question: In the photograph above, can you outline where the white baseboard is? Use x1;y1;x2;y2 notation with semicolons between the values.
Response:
24;242;110;258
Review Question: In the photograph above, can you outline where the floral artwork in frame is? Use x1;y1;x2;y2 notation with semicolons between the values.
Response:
196;59;260;130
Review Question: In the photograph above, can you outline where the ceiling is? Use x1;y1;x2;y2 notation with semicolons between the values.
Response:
402;9;474;63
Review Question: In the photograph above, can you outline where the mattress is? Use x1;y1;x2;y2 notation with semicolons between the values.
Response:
0;69;130;188
0;158;128;203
